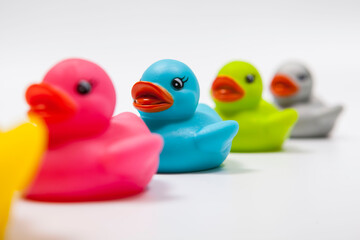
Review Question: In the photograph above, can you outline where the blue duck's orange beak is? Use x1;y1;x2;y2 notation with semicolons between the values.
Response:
26;83;77;123
271;74;299;97
211;76;245;102
132;81;174;113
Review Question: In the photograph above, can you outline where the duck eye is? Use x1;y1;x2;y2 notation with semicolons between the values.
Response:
297;74;307;81
76;80;92;95
245;74;255;83
171;78;184;90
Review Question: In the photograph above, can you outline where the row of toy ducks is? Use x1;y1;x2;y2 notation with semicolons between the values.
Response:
0;58;342;238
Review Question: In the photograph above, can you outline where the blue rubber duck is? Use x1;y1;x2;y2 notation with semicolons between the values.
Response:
131;59;239;173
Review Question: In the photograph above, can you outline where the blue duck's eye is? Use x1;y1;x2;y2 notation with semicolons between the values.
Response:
171;78;184;90
297;74;307;81
245;74;255;83
77;80;92;95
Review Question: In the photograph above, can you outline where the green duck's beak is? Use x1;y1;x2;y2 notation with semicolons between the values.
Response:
211;75;245;102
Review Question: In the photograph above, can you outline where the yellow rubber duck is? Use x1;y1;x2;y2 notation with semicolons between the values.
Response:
0;115;47;239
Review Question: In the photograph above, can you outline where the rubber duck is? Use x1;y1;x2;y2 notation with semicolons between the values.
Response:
0;116;47;238
24;58;163;202
270;61;343;138
211;61;298;152
131;59;238;173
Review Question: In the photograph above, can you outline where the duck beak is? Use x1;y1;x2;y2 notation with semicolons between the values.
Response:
131;81;174;113
26;83;77;123
271;74;299;97
211;76;245;102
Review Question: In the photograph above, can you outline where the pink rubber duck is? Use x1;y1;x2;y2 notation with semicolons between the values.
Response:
24;58;163;202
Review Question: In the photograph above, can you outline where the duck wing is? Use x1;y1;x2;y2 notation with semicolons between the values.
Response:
291;105;343;137
102;132;163;184
195;120;239;153
262;109;298;142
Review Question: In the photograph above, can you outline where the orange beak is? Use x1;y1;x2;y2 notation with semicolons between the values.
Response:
271;74;299;97
211;76;245;102
26;83;77;123
131;81;174;113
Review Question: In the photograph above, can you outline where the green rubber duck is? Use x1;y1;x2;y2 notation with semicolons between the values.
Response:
211;61;298;152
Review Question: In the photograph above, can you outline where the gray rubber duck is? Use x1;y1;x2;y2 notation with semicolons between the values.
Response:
270;62;343;138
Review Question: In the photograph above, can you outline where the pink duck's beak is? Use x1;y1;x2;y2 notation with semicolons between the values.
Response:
26;83;77;123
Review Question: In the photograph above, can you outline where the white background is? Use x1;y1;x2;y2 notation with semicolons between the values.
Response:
1;0;360;239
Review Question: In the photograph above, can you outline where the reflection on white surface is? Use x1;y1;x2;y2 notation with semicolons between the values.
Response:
7;137;360;240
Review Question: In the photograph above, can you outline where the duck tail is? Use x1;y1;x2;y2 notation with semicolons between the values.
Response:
320;105;343;118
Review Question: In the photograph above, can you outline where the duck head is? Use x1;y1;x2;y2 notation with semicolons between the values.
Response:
26;58;116;147
270;62;313;107
211;61;263;114
132;59;200;121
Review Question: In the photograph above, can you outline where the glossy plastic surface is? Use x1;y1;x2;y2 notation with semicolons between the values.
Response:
132;59;239;173
211;61;298;152
271;62;343;138
24;59;163;202
0;116;47;238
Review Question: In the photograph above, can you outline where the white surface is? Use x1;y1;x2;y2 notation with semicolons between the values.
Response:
1;0;360;239
7;137;360;240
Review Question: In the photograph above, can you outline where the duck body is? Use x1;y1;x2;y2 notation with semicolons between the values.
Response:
211;61;298;152
132;59;238;173
278;99;343;138
217;99;297;152
0;117;47;238
26;112;162;202
144;103;238;173
24;59;162;202
271;62;343;138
